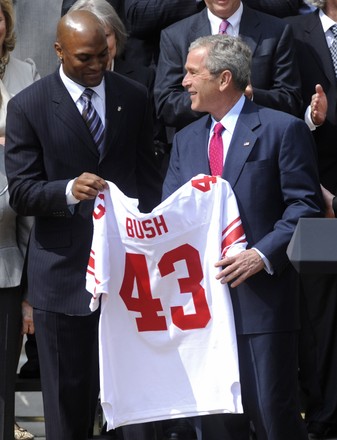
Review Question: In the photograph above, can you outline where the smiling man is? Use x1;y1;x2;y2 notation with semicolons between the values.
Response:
5;9;161;440
163;34;323;440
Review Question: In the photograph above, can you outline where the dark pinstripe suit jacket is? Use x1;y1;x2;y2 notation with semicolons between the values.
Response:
5;69;161;315
287;10;337;194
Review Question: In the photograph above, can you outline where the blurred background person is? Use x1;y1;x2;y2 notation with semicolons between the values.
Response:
0;0;40;388
286;1;337;438
69;0;154;90
0;0;39;91
62;0;124;17
0;80;34;440
0;1;39;439
0;0;40;439
12;0;61;77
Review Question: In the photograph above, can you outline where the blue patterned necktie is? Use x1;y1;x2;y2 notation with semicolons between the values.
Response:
80;88;105;154
330;24;337;78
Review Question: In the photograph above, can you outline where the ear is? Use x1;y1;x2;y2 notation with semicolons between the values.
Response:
219;70;232;91
54;42;63;63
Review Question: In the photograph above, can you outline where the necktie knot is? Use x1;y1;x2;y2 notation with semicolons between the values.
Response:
331;24;337;38
219;19;229;35
81;88;94;103
209;122;224;176
214;122;224;136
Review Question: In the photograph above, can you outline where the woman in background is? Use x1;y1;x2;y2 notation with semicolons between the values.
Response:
69;0;154;88
0;80;34;440
0;1;39;439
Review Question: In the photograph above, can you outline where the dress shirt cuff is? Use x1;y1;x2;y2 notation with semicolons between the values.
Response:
66;179;81;205
252;247;274;275
305;105;318;131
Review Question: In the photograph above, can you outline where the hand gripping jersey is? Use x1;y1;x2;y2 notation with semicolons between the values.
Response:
86;174;247;429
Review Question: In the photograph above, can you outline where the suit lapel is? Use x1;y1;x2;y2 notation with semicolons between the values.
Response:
302;12;336;87
224;99;259;188
239;6;261;57
191;118;213;175
191;9;212;38
100;72;126;161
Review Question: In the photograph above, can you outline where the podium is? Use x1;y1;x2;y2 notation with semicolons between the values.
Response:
287;218;337;274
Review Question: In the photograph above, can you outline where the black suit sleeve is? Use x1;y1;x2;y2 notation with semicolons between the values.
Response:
124;0;199;37
243;0;303;17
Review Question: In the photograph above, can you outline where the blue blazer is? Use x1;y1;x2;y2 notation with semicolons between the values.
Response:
163;98;323;334
5;69;162;315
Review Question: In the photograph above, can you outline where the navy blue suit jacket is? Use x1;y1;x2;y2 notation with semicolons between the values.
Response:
154;5;302;132
163;98;323;334
5;69;162;315
287;10;337;194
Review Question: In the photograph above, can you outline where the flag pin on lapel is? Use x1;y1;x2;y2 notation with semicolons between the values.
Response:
117;106;122;112
243;141;250;147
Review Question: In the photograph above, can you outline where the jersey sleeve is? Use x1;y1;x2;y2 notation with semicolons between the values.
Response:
220;179;247;257
86;191;111;311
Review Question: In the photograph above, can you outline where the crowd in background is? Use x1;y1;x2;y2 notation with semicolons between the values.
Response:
1;1;337;440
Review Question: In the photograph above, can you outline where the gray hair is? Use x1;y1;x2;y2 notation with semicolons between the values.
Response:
304;0;325;7
69;0;127;57
189;34;251;91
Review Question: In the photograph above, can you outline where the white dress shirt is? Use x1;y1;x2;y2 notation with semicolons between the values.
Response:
207;2;243;36
59;65;106;205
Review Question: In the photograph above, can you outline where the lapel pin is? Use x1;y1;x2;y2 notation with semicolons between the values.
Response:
117;106;122;112
243;141;250;147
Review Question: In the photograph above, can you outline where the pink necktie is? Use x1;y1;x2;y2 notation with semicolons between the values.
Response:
219;19;229;34
209;122;224;176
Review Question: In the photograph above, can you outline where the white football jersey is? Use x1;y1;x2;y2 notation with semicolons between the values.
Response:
86;174;246;429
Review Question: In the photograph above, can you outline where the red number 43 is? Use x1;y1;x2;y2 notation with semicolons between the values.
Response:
119;244;211;332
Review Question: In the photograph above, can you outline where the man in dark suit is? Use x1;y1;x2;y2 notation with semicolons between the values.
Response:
5;10;161;440
154;0;302;137
286;2;337;437
162;34;323;440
